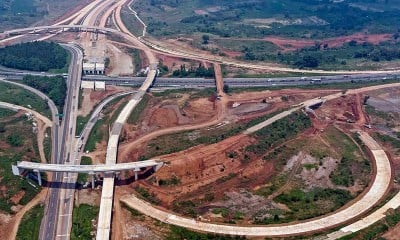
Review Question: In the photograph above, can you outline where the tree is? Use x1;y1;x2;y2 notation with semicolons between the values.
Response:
202;34;210;44
223;84;230;93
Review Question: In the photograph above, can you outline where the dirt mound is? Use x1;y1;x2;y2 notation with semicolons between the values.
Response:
137;134;275;206
149;107;179;128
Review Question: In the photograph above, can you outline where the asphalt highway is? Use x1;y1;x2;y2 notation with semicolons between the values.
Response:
2;71;400;89
38;44;82;240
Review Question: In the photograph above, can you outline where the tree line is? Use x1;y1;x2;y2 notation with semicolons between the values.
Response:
0;41;67;71
172;64;214;78
22;75;67;111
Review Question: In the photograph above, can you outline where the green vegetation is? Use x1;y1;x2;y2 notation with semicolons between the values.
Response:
127;94;150;124
330;156;354;187
84;118;106;152
167;225;246;240
255;174;288;198
211;208;229;217
43;127;51;162
152;88;217;98
267;188;352;223
84;96;128;152
325;127;369;186
22;75;67;111
128;48;143;73
16;204;44;240
0;81;51;118
0;0;43;30
77;156;92;184
172;64;215;78
134;0;400;39
365;105;395;122
71;204;99;240
231;78;400;93
0;108;16;117
159;175;181;186
374;132;400;154
338;207;400;240
7;133;23;146
0;114;41;213
145;108;289;159
135;186;160;204
172;200;198;218
75;115;90;136
0;41;68;72
216;173;237;184
239;41;400;70
121;202;144;217
246;112;312;156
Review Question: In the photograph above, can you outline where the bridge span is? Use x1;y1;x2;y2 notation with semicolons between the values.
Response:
12;159;163;186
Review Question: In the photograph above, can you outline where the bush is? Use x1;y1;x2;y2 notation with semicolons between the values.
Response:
22;75;67;111
7;133;23;146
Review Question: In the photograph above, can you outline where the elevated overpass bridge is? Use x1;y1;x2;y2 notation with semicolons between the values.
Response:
12;159;163;186
0;24;115;37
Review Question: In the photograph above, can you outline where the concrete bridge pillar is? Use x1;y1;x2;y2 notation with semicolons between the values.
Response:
34;169;42;186
115;172;121;180
134;168;140;181
89;171;95;189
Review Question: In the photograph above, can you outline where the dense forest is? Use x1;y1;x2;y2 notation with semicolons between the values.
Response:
22;75;67;111
0;41;68;71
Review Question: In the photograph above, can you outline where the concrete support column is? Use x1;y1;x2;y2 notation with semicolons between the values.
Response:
89;172;95;189
34;169;42;186
134;168;140;181
115;172;121;180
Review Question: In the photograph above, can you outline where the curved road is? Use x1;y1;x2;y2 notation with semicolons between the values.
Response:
119;82;400;238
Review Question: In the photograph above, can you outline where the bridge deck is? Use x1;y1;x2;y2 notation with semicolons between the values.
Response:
14;159;162;173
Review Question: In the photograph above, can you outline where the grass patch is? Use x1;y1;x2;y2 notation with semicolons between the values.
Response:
268;188;352;223
128;48;142;73
84;118;106;152
83;95;128;152
0;108;16;117
135;186;160;205
43;127;51;162
365;105;394;122
121;201;144;218
374;132;400;149
145;108;290;159
230;79;400;93
0;114;41;213
77;156;92;184
246;112;312;156
0;81;51;118
16;204;44;240
324;127;369;187
127;94;150;124
159;175;181;186
338;207;400;240
330;157;354;187
167;225;246;240
71;204;99;240
75;114;90;136
77;88;83;110
22;75;67;112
